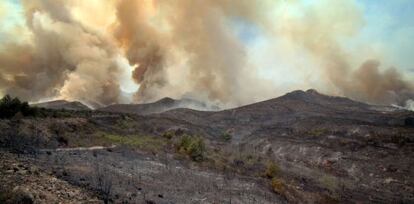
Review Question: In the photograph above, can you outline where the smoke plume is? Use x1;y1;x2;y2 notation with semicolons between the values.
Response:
0;0;121;107
112;0;275;105
269;0;414;106
0;0;413;108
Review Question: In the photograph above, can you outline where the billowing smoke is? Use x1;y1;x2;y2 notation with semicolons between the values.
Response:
268;0;414;107
346;60;414;105
112;0;274;105
0;0;413;109
0;0;121;107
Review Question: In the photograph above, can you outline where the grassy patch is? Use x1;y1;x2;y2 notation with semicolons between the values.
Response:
101;133;165;152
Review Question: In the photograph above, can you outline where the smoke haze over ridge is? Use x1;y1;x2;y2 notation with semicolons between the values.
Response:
0;0;413;109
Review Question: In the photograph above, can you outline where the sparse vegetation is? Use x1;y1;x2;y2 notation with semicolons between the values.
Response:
94;163;113;204
176;134;205;161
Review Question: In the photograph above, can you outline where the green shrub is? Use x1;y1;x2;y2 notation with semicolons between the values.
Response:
162;131;175;139
177;135;205;161
222;132;232;141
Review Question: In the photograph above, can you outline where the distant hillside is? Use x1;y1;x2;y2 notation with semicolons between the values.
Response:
32;100;91;111
98;97;219;115
159;89;412;138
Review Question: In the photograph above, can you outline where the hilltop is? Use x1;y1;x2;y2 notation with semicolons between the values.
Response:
98;97;219;115
32;100;91;111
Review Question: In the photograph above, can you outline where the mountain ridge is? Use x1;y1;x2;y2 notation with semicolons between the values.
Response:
31;100;91;111
98;97;220;115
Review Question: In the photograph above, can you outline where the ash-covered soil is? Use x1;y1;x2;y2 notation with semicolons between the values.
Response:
0;152;100;204
1;89;413;203
39;147;283;203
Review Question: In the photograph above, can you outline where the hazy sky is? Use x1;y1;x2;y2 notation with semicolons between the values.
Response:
0;0;413;108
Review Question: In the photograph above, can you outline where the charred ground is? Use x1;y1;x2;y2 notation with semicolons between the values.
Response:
0;89;413;203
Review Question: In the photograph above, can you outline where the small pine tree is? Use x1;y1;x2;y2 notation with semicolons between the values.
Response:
0;95;38;118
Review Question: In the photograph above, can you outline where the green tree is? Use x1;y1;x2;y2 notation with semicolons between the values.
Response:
0;95;38;118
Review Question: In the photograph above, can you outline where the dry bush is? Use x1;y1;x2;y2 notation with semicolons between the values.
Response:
271;178;286;195
94;163;113;204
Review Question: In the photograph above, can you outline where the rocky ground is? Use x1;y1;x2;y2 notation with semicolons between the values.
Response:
0;147;285;203
0;89;413;203
0;151;100;203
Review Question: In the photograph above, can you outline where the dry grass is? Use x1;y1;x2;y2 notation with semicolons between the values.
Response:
271;178;286;195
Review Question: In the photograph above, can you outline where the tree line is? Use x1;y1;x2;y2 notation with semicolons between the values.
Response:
0;95;39;119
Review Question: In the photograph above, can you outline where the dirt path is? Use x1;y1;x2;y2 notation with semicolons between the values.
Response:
39;145;116;152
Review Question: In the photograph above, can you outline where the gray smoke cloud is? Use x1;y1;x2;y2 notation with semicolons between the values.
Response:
0;0;412;109
0;0;121;107
346;60;414;105
113;0;275;105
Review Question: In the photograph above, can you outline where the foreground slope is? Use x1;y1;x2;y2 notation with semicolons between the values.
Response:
157;89;414;202
1;89;413;203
